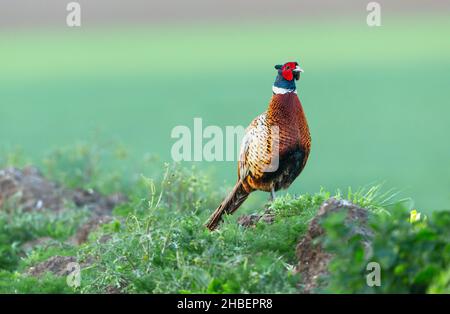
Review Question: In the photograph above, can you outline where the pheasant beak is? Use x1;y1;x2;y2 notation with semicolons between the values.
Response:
293;65;303;80
293;65;304;73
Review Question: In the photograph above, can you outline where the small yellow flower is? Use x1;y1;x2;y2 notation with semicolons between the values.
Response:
409;209;421;223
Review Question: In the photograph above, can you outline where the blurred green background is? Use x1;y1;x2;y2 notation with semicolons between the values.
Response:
1;1;449;211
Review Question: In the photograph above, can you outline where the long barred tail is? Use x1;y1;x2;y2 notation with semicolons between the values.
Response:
205;182;249;231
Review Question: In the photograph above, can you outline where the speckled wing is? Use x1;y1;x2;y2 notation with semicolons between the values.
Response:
238;113;276;182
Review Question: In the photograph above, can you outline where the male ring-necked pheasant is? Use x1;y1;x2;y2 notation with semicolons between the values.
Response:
206;61;311;231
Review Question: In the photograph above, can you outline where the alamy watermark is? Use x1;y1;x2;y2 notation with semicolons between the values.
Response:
366;262;381;287
64;2;380;28
170;118;280;172
66;2;81;27
366;2;381;27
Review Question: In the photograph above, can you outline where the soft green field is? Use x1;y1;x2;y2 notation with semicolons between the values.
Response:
1;15;450;210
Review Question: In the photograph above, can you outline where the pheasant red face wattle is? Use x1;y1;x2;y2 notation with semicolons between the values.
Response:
281;62;298;81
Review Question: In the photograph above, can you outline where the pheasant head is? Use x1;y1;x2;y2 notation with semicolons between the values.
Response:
273;61;304;94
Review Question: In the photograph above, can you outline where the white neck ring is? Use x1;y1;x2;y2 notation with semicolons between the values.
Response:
272;86;297;94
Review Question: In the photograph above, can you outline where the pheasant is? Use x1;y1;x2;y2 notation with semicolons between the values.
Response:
205;61;311;231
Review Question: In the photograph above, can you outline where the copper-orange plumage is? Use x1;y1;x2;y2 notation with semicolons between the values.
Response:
206;61;311;231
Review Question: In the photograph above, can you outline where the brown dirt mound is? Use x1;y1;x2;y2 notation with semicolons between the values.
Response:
295;198;373;293
69;215;113;245
237;204;275;228
27;256;78;277
0;166;126;214
0;166;65;211
71;189;127;216
27;255;95;278
237;212;275;228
